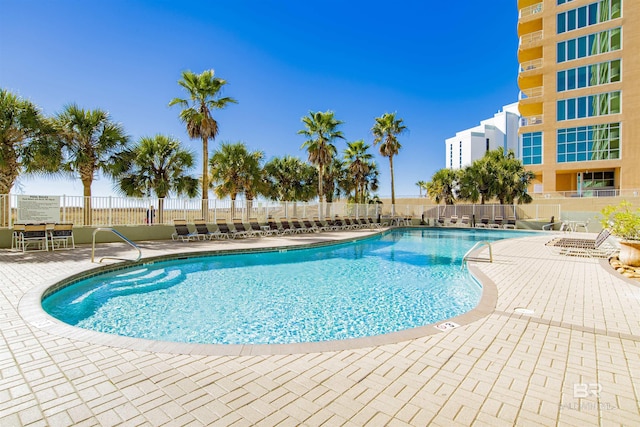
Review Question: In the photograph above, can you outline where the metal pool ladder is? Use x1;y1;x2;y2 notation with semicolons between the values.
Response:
91;227;142;263
461;241;493;269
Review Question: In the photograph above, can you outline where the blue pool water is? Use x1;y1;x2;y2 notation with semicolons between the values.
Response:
43;228;530;345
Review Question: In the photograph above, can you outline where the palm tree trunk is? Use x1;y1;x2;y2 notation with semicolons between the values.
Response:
318;164;324;203
0;157;19;227
158;198;165;224
231;196;236;220
389;155;396;211
82;180;92;226
201;136;209;221
246;198;253;221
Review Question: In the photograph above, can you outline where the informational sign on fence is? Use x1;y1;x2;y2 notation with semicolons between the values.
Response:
17;195;60;223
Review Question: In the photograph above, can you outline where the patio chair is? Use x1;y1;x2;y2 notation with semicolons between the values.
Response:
232;220;256;238
494;216;504;228
350;218;366;229
475;216;490;228
267;219;283;235
366;217;382;229
194;219;227;240
302;218;320;233
291;218;312;233
460;215;470;227
341;218;358;230
355;218;369;228
215;220;241;239
278;219;298;235
545;229;616;258
19;223;49;252
449;215;458;226
11;223;26;251
313;217;335;231
504;216;517;229
172;219;199;242
248;218;271;237
50;223;75;250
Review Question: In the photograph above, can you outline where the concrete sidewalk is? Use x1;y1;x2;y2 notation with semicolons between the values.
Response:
0;230;638;426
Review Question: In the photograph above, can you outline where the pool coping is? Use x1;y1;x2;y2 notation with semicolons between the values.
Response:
20;227;503;356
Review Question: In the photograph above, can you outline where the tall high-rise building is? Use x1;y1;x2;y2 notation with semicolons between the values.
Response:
517;0;637;196
445;103;521;170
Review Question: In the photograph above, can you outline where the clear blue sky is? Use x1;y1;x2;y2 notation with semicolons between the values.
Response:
0;0;519;198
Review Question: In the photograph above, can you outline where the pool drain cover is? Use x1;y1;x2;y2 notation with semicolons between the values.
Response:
435;321;460;331
514;307;535;315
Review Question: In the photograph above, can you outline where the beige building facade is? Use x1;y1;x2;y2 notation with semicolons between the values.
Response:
517;0;639;196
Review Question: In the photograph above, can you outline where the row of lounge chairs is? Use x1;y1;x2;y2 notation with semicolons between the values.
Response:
171;217;382;241
439;215;516;229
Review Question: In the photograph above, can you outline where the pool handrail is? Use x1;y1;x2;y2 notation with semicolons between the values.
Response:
461;241;493;269
91;227;142;263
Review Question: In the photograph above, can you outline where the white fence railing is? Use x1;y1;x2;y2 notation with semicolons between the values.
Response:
2;192;637;229
422;203;560;224
0;194;392;228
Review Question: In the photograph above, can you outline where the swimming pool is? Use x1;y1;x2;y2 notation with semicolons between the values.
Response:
42;228;529;346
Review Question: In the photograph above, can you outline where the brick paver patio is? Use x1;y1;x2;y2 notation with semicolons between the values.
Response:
1;229;638;426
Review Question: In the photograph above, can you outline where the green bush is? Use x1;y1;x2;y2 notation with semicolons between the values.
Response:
600;201;640;241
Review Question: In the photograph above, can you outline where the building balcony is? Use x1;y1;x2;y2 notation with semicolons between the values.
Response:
519;2;543;19
519;87;543;100
520;115;543;126
519;30;543;48
519;58;543;73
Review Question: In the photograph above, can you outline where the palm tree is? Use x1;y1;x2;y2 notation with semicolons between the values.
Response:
263;156;317;202
0;89;57;225
343;139;374;204
489;148;534;204
52;104;129;225
169;69;237;218
263;156;317;218
416;180;428;197
426;168;458;205
359;160;380;203
371;112;407;208
209;142;263;219
113;134;199;223
298;111;345;204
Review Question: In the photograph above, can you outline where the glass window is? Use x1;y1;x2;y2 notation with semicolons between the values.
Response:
567;99;576;119
577;97;587;118
578;6;587;28
557;12;566;34
599;31;609;54
577;36;587;58
611;0;621;19
557;42;566;62
588;34;597;54
577;66;587;88
521;132;543;165
610;59;621;82
558;71;566;92
611;28;621;50
557;123;621;163
610;91;620;113
567;39;576;60
567;9;576;31
558;100;566;121
567;69;576;90
588;3;598;24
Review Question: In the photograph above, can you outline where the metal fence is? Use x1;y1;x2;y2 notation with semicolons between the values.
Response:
422;203;561;224
0;193;566;229
0;194;386;227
